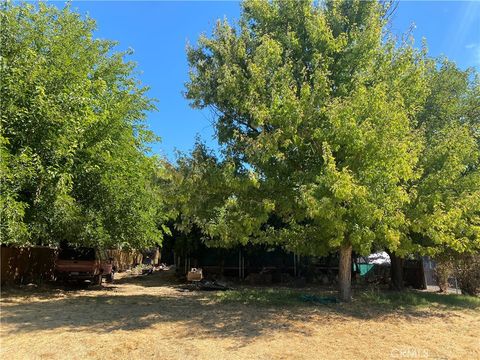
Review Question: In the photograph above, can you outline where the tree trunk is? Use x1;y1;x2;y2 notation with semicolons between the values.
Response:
338;244;353;302
153;247;160;266
389;251;405;291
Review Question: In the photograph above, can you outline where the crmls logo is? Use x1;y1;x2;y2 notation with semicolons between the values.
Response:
390;347;430;359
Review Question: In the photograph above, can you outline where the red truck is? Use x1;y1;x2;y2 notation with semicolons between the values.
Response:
55;247;115;285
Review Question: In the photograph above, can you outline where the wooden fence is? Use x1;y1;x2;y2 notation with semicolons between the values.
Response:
0;246;57;285
106;249;143;272
1;246;143;285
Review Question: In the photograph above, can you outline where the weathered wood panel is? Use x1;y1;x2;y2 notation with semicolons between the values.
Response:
106;249;143;272
1;246;143;285
1;246;57;285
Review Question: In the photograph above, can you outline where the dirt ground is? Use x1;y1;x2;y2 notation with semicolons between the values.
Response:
1;270;479;360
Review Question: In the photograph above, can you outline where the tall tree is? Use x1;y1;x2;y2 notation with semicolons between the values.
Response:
185;0;429;301
1;2;168;249
384;61;480;291
402;62;480;283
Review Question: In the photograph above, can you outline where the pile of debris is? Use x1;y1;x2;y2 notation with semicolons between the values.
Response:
178;268;231;292
178;279;231;292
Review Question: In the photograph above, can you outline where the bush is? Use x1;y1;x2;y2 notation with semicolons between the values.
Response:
455;254;480;296
434;255;454;293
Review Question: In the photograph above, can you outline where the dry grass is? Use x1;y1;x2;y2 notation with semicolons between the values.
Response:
1;270;479;360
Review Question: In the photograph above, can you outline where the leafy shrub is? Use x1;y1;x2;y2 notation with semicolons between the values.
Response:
455;254;480;296
433;255;455;293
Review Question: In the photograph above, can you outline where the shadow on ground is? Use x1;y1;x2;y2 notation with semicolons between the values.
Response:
1;292;314;340
1;270;478;343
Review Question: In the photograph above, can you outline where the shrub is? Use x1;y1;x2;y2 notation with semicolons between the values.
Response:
433;255;455;293
455;254;480;296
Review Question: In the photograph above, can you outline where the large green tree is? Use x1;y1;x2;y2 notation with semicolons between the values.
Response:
0;2;169;249
411;61;479;254
386;61;480;290
184;0;430;301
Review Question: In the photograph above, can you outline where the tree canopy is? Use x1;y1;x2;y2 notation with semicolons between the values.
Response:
1;2;170;249
183;0;479;300
1;0;478;301
406;62;480;255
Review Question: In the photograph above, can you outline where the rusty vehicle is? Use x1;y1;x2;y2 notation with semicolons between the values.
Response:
55;247;115;285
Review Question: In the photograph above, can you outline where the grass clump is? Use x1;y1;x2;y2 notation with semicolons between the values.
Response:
215;288;306;306
215;287;480;311
359;289;480;310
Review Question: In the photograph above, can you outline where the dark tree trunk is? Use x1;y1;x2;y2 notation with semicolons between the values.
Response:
388;251;405;291
338;244;353;302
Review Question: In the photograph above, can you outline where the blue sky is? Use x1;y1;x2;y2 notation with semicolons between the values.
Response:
57;1;480;161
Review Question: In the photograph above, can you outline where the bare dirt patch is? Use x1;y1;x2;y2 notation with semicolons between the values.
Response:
1;271;479;360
